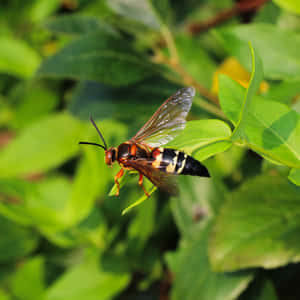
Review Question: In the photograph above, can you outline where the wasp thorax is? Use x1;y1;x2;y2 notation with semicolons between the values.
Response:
105;148;116;165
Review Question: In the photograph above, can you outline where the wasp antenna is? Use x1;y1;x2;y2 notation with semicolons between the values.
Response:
79;141;106;150
90;117;108;150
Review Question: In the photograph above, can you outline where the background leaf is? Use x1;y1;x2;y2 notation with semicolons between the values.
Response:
214;24;300;80
0;215;38;263
107;0;162;29
44;15;117;36
168;225;254;300
37;31;155;85
210;174;300;271
45;253;130;300
0;113;84;177
0;38;41;78
273;0;300;15
9;256;45;300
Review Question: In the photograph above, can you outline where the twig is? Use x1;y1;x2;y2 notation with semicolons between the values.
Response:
188;0;270;35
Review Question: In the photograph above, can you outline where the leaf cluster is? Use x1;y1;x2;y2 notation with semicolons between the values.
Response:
0;0;300;299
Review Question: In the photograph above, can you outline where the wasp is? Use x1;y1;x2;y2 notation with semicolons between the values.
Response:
79;87;210;196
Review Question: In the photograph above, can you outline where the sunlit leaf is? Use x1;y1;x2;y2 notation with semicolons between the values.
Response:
273;0;300;15
167;120;232;161
219;76;300;168
231;43;264;140
122;185;156;215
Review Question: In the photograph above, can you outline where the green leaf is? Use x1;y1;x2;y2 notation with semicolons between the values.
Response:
273;0;300;15
63;119;127;225
8;82;59;129
239;278;278;300
37;31;155;86
44;15;117;36
0;113;84;177
0;215;38;262
206;145;246;178
219;76;300;168
0;290;10;300
122;185;156;215
45;253;130;300
218;74;244;126
219;74;245;126
209;174;300;271
254;2;281;24
29;0;61;23
169;225;254;300
127;190;157;250
0;177;71;232
167;120;232;161
288;168;300;186
231;43;264;140
0;37;41;78
107;0;162;29
214;24;300;80
68;77;178;122
10;256;45;300
175;34;217;89
263;79;300;105
171;176;227;241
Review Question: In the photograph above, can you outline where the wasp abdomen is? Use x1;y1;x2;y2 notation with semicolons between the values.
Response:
151;148;210;177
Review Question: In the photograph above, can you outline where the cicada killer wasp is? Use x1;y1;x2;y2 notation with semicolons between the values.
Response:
79;87;210;196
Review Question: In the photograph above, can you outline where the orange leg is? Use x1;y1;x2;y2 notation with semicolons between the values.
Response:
114;168;124;196
138;173;150;198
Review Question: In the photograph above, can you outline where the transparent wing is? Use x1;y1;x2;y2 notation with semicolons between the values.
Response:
126;158;179;196
130;87;195;147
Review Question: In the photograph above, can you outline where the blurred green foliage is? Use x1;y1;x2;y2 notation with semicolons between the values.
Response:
0;0;300;299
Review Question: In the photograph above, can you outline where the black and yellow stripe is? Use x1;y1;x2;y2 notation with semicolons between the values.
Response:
151;148;210;177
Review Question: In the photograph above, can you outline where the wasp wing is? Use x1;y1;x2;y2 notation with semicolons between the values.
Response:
130;87;195;147
126;158;179;196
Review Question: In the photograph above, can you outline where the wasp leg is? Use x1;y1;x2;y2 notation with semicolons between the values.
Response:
138;173;150;198
114;168;124;196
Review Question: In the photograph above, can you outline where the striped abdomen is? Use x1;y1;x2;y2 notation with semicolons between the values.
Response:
151;148;210;177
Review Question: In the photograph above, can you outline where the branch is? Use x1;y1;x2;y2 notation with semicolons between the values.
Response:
187;0;270;35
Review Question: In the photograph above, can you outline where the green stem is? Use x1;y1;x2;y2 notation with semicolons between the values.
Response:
161;25;179;64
